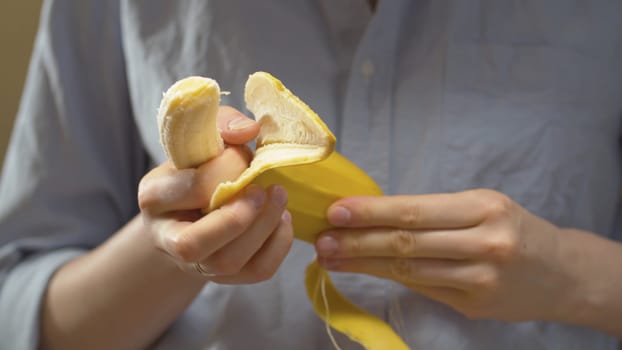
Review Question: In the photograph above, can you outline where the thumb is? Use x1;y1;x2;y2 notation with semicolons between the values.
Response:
217;106;260;145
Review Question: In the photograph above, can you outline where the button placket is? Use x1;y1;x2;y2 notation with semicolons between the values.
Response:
341;0;408;192
338;0;410;322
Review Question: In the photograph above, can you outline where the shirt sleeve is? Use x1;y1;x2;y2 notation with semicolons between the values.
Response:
0;1;148;349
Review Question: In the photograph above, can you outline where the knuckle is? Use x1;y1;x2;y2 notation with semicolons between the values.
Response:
390;230;417;257
137;194;151;214
170;234;200;263
482;232;519;262
398;200;422;227
390;258;417;282
138;169;203;213
481;191;515;219
355;202;374;225
345;235;362;255
219;208;248;233
470;270;499;291
137;181;158;213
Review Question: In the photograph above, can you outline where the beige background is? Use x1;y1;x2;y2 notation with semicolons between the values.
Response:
0;1;43;166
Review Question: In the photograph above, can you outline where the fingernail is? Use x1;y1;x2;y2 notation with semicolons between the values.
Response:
228;117;256;131
281;210;292;223
246;185;266;208
316;235;338;256
319;258;340;270
271;185;288;207
328;206;351;226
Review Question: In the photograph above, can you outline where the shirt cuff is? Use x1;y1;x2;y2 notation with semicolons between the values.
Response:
0;249;84;350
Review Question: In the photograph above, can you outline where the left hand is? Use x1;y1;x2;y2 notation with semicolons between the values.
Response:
315;189;577;322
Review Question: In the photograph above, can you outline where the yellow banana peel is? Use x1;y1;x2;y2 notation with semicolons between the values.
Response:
253;151;383;244
157;72;409;349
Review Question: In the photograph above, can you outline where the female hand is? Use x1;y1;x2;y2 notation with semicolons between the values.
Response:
315;189;586;323
138;106;294;284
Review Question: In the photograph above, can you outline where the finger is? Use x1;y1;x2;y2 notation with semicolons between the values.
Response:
318;257;483;291
162;184;266;263
406;285;466;307
327;191;492;229
148;214;214;274
150;216;192;255
200;185;288;276
316;227;483;260
217;106;260;144
138;162;198;215
209;209;294;284
138;147;251;216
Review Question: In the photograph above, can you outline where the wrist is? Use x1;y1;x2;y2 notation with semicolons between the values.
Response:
43;215;209;350
553;228;622;337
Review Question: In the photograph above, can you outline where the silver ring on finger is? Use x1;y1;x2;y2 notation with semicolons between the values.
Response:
194;262;218;277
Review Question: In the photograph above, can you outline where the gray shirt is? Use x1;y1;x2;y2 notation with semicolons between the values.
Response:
1;0;621;349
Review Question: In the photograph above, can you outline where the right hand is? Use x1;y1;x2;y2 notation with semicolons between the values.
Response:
138;106;294;284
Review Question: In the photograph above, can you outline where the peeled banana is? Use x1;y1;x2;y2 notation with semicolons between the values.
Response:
157;72;409;349
158;76;224;169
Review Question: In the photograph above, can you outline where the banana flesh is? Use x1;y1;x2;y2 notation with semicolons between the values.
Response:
208;72;336;211
157;72;409;349
157;76;223;169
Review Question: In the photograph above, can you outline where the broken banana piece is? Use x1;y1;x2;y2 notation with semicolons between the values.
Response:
157;76;224;169
157;72;409;350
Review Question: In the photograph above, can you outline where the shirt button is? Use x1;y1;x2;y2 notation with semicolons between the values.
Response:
361;59;375;80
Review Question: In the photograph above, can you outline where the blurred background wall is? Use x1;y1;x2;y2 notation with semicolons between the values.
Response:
0;1;43;166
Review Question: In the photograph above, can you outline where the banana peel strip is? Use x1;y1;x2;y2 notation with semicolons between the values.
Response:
306;260;410;350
